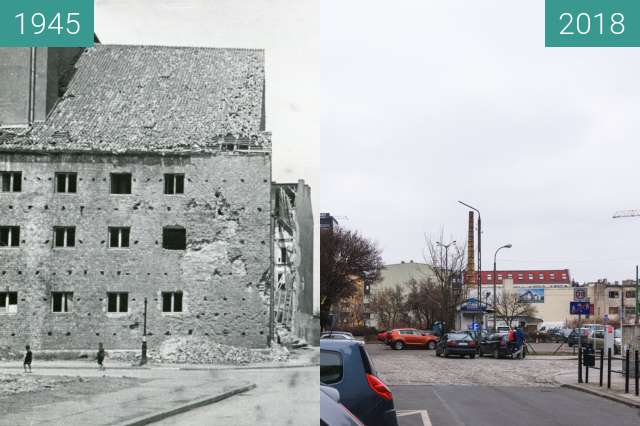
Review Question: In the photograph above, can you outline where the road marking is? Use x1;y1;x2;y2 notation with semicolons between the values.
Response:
397;410;432;426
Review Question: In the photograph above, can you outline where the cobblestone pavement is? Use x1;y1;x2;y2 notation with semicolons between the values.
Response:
366;343;576;386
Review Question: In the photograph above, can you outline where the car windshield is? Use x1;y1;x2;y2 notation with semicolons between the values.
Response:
448;333;470;340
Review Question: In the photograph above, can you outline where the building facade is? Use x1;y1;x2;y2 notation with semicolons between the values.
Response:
589;280;638;324
474;269;574;325
0;45;273;349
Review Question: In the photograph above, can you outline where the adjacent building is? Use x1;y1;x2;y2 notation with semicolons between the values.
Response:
588;279;638;324
272;180;315;342
0;44;273;349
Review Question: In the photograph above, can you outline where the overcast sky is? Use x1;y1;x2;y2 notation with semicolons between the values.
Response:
95;0;320;307
321;1;640;284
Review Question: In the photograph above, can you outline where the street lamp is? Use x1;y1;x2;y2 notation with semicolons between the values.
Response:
493;244;512;332
437;241;456;331
458;201;482;330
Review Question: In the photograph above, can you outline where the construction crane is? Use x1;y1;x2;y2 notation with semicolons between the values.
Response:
612;210;640;218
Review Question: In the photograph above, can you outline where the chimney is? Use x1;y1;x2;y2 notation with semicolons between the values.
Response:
466;211;475;285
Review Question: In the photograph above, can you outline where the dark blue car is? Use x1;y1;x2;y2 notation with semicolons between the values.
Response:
320;340;398;426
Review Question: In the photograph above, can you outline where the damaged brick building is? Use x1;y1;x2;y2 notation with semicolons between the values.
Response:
0;45;273;349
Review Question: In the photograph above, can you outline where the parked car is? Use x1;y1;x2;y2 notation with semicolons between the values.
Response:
377;330;391;344
435;332;477;358
614;328;621;354
567;329;580;347
321;339;398;426
321;385;364;426
387;328;439;350
321;331;355;340
478;333;511;358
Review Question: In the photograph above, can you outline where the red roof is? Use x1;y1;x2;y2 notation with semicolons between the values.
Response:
478;269;571;285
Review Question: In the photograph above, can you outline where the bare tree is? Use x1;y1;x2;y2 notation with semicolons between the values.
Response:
494;291;538;328
368;285;407;329
422;229;467;331
320;227;384;330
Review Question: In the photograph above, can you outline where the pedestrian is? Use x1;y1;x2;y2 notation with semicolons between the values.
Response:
97;342;105;370
515;321;526;359
23;345;32;373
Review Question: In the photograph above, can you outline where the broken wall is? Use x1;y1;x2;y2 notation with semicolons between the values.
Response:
0;151;271;349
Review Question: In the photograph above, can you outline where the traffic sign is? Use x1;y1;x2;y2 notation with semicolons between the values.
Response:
469;322;480;331
604;314;609;322
573;287;587;302
570;301;590;315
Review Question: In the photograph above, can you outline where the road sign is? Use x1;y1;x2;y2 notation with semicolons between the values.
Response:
469;322;480;331
570;301;590;315
604;314;609;322
573;287;587;302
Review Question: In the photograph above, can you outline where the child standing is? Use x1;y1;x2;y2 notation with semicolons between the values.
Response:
23;345;32;373
97;342;105;370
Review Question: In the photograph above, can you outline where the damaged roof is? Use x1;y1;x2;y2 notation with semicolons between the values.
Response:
0;44;269;154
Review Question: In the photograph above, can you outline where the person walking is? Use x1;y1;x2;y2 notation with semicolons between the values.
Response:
515;321;526;359
23;345;32;373
97;342;105;370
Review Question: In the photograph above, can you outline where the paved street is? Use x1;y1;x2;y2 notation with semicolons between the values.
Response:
365;343;640;425
393;385;640;426
366;343;574;386
151;365;319;426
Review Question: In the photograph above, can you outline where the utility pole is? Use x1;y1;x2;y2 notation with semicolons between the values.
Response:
636;265;639;326
141;297;147;365
493;244;512;333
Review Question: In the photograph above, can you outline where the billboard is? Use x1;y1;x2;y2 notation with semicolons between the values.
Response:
517;288;545;303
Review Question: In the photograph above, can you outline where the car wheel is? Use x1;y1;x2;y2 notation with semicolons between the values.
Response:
393;341;405;351
427;341;437;350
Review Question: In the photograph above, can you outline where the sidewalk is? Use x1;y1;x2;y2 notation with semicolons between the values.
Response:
555;371;640;408
0;365;255;426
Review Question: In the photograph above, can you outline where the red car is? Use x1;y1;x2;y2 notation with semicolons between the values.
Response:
377;330;391;343
388;328;439;350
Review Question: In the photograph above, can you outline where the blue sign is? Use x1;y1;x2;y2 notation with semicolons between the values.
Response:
570;301;590;315
604;314;609;322
469;322;480;331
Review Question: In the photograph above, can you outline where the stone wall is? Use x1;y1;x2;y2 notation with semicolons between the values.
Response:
0;151;271;349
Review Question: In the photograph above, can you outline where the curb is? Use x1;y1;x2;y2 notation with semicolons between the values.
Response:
178;362;319;371
123;383;257;426
560;383;640;409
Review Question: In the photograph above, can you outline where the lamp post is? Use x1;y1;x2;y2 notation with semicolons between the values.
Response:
493;244;512;332
437;240;456;331
459;201;482;330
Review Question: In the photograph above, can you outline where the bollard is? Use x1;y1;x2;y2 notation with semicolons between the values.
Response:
578;346;583;383
635;349;640;396
599;347;604;387
625;348;630;394
607;347;611;389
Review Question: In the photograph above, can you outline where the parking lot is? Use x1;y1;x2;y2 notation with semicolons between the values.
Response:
366;342;575;387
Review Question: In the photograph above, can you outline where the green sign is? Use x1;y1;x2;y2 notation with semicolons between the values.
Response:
0;0;93;47
545;0;640;47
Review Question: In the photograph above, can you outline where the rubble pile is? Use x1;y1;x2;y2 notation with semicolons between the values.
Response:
0;346;23;361
148;336;290;365
0;374;80;396
276;325;309;349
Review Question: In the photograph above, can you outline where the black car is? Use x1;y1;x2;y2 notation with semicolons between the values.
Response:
435;332;477;358
478;333;511;358
567;329;579;347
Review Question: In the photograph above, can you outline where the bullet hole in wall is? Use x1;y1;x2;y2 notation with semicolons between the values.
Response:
204;332;209;336
84;270;87;275
66;332;71;336
78;240;83;244
92;178;95;181
214;312;219;316
88;313;91;316
263;179;268;183
48;331;52;336
61;206;65;210
203;296;207;301
261;241;266;245
67;270;72;275
117;271;121;275
52;272;56;275
257;207;262;212
165;331;171;336
260;331;264;335
96;333;100;336
134;240;139;244
240;179;245;183
11;333;15;337
44;205;48;209
239;239;245;244
44;240;49;244
188;329;193;335
17;271;21;275
100;271;104;275
223;329;229;335
35;271;39;275
47;177;51;181
167;207;171;211
242;332;246;336
28;205;32;209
